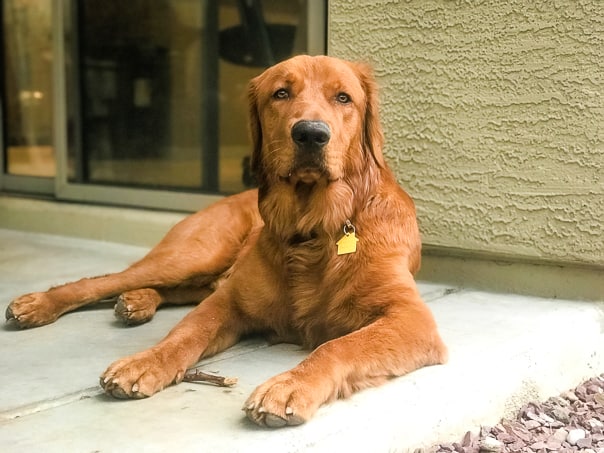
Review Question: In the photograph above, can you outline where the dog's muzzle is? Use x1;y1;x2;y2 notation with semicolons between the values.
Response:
289;120;331;182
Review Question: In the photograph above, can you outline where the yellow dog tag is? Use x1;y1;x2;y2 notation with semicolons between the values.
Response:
336;220;359;255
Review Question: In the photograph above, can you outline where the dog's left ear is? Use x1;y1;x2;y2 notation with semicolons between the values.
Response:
352;62;385;168
247;77;264;178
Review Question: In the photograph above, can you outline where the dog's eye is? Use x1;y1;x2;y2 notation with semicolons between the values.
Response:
336;92;352;104
273;88;290;100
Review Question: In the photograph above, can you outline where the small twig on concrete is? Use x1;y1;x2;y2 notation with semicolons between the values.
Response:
183;369;238;387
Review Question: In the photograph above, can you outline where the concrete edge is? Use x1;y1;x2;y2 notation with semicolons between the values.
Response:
0;194;186;247
408;299;604;451
418;253;604;302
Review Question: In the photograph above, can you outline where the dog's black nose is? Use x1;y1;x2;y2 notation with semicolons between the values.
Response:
291;121;331;149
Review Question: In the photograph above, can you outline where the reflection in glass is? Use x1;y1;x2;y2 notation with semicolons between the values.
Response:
74;0;310;194
3;0;55;177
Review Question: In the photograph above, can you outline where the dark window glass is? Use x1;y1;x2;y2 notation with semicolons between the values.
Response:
71;0;314;193
2;0;54;178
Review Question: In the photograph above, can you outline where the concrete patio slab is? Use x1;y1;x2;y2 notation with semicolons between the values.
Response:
1;229;602;452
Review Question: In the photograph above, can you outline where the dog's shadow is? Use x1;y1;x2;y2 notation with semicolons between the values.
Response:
93;388;271;431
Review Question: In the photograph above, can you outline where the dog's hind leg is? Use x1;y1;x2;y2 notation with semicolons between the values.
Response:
5;270;196;329
6;189;261;329
114;285;215;326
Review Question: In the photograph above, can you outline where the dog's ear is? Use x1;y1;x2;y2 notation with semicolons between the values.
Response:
247;77;263;177
353;62;385;168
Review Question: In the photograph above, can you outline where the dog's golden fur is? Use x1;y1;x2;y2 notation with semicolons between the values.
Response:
6;55;447;427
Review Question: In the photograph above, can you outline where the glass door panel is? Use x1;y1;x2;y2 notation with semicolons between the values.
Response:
71;0;317;195
2;0;55;178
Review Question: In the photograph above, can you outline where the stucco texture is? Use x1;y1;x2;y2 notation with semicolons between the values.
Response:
328;0;603;267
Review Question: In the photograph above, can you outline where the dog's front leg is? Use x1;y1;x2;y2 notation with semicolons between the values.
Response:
100;290;243;399
244;301;447;428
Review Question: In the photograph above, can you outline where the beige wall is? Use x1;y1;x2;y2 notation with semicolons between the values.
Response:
329;1;603;267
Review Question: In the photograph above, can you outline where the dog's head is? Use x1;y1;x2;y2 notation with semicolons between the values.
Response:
248;55;385;190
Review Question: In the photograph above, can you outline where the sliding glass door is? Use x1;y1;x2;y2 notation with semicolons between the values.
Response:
1;0;326;210
1;0;55;194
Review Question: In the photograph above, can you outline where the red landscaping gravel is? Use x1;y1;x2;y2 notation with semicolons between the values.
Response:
432;374;604;453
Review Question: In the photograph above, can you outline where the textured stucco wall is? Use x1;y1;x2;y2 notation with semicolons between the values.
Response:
329;0;603;267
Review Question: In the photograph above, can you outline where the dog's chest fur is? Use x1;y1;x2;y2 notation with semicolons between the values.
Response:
280;232;378;348
258;178;387;348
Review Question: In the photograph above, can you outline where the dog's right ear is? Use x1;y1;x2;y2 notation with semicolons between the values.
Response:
353;62;385;169
247;77;263;178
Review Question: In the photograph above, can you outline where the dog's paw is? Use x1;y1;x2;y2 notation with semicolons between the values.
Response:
6;293;59;328
243;371;321;428
114;289;160;326
100;349;185;399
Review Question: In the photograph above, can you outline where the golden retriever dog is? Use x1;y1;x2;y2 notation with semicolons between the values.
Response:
6;55;447;427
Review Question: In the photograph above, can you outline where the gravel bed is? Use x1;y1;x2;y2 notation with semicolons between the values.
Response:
432;374;604;453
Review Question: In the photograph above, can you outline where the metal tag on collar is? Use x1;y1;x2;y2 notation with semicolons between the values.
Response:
336;220;359;255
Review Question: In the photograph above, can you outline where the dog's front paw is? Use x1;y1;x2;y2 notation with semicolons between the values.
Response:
6;293;59;328
243;371;323;428
114;289;160;326
100;349;185;399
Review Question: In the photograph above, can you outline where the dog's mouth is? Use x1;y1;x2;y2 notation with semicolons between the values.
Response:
294;165;326;183
280;163;334;185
